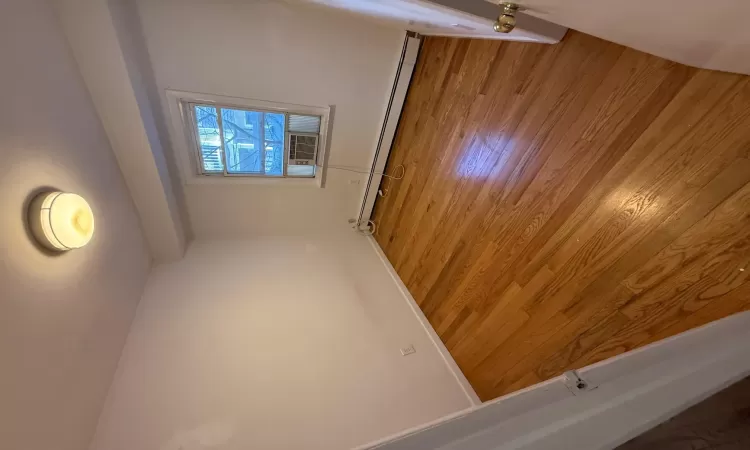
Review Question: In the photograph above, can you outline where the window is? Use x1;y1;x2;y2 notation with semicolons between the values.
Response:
189;104;321;177
167;90;330;185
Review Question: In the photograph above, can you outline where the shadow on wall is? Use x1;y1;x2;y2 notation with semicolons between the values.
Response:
22;186;64;257
1;1;151;449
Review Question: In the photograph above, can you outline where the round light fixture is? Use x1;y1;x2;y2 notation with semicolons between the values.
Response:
29;192;95;251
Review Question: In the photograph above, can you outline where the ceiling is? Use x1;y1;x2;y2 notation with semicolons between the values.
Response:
480;0;750;75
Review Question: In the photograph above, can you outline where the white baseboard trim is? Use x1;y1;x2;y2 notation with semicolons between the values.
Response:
366;309;750;450
358;33;421;225
367;236;482;407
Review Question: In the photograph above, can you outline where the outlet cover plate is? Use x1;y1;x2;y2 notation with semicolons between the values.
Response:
401;345;416;356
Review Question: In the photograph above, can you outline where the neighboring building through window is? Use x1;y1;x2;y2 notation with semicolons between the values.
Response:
166;91;330;185
188;103;321;178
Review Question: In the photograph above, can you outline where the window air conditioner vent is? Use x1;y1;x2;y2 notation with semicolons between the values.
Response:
288;133;318;166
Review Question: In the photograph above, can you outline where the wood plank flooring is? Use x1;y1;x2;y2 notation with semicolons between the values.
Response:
371;31;750;402
617;376;750;449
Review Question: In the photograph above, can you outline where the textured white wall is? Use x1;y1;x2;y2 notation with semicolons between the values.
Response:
55;0;189;261
90;233;471;450
374;312;750;450
0;1;151;449
136;0;406;238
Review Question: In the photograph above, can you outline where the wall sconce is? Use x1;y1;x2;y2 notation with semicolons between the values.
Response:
29;192;94;251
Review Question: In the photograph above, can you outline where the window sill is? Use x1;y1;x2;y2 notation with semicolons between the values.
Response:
183;171;325;188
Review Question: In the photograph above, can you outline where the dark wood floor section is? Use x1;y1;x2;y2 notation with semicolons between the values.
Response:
617;377;750;450
372;31;750;401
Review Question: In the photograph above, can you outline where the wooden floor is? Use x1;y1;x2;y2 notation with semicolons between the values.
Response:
372;31;750;401
617;376;750;449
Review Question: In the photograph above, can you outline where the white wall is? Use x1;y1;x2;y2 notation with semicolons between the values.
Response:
55;0;189;262
90;232;472;450
136;0;406;237
371;312;750;450
0;1;151;449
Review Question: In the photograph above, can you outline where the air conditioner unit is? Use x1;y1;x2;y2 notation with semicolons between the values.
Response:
287;132;318;166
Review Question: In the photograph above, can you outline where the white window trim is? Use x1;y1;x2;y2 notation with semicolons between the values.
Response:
165;89;330;187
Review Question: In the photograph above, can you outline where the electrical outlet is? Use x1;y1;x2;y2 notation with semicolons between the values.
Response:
400;345;416;356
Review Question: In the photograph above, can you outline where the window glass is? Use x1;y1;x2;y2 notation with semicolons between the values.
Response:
222;108;263;174
264;113;285;176
189;102;317;179
194;105;223;172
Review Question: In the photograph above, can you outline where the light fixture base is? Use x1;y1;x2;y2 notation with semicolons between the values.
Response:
29;191;94;252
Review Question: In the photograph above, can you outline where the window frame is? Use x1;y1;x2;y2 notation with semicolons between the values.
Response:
166;90;330;187
188;104;289;178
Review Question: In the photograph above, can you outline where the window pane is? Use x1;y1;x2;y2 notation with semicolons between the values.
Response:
265;112;285;142
194;105;223;172
190;102;315;179
264;142;284;176
264;112;285;176
222;108;262;173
